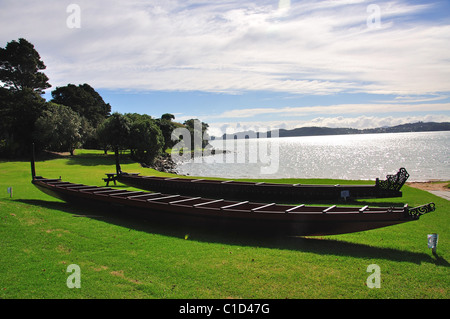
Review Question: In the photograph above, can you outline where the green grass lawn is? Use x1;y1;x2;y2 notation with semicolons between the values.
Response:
0;150;448;299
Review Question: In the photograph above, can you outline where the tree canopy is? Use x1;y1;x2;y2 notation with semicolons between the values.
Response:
126;113;164;165
96;113;165;164
184;119;210;149
34;103;83;155
156;113;179;150
161;113;175;121
51;83;111;127
0;38;50;156
0;38;50;94
96;112;131;152
0;86;47;156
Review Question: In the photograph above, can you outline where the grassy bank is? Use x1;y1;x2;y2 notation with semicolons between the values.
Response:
0;150;448;299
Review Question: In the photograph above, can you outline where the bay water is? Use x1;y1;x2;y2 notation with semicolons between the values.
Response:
175;131;450;182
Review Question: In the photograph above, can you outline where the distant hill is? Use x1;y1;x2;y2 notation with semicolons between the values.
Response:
214;122;450;140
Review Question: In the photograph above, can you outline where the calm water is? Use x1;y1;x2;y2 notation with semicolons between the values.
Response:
176;131;450;182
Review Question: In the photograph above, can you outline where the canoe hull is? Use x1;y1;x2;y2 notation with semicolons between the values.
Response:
32;177;433;237
116;168;408;202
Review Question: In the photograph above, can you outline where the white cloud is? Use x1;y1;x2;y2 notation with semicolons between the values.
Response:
375;95;449;104
1;0;449;96
199;102;450;120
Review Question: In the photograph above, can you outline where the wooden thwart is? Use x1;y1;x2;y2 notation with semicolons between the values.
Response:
109;191;144;196
169;197;201;205
79;187;102;192
285;204;305;213
147;195;180;202
359;205;369;213
93;189;125;194
127;192;161;199
251;203;275;212
220;201;249;210
193;199;224;207
322;205;337;213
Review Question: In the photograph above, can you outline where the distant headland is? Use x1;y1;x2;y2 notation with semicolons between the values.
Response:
214;121;450;140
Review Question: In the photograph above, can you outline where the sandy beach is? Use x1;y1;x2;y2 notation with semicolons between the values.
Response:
407;181;450;201
407;181;449;192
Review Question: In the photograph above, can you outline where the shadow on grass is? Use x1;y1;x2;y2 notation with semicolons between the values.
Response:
17;198;448;267
65;154;135;167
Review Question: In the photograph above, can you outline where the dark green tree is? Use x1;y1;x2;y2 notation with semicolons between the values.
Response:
0;88;14;141
0;38;51;94
161;113;175;121
0;38;51;156
96;112;131;153
34;103;83;155
183;119;210;149
51;83;111;128
0;87;47;157
156;113;178;150
125;113;164;165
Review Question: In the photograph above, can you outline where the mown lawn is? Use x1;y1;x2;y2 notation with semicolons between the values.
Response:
0;150;448;299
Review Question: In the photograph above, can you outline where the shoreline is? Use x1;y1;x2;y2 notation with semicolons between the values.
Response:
406;181;450;192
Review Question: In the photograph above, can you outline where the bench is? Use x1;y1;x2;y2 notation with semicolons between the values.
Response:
103;173;118;186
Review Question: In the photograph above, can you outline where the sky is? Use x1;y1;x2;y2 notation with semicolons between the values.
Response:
1;0;449;136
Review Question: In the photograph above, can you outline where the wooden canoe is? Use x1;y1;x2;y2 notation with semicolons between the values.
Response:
115;168;410;202
32;176;435;236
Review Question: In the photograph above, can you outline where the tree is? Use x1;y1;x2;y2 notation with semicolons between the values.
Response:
51;83;111;127
34;103;83;155
0;87;15;155
183;119;210;149
0;87;14;135
156;113;178;150
0;87;47;157
96;112;131;153
126;113;164;165
0;39;50;156
161;113;175;121
97;113;164;164
0;38;51;94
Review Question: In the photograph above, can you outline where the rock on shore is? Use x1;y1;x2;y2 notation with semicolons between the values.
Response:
142;154;178;174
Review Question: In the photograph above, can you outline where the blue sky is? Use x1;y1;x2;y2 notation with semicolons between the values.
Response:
1;0;449;136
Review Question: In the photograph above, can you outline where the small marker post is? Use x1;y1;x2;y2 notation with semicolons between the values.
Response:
427;233;438;255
